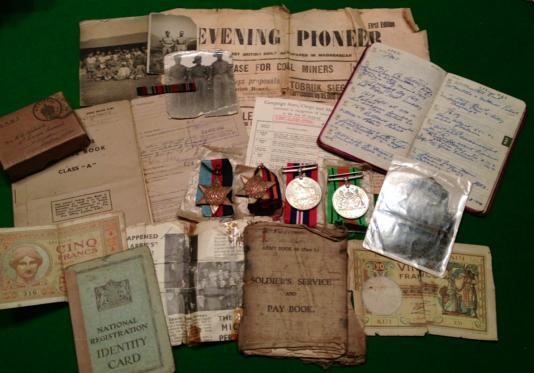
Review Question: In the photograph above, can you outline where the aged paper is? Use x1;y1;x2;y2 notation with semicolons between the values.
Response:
245;97;337;169
162;6;429;127
349;241;497;340
127;219;253;345
79;16;159;106
0;212;127;310
12;101;151;227
65;246;174;373
239;222;365;366
127;221;189;346
318;43;525;213
287;8;429;101
408;74;526;213
130;95;247;223
318;43;446;171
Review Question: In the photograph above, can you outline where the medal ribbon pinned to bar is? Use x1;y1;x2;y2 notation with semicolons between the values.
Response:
283;163;321;227
136;82;196;96
196;159;234;217
327;166;369;229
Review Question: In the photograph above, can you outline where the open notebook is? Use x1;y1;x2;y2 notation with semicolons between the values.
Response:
318;43;526;214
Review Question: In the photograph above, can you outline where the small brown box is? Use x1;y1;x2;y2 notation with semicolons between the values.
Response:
0;92;90;181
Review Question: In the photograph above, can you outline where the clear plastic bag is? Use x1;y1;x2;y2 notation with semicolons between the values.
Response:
164;50;238;119
363;157;471;277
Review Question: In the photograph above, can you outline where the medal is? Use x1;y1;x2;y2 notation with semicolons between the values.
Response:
195;159;234;217
283;164;322;211
328;172;369;219
197;179;233;215
237;174;276;200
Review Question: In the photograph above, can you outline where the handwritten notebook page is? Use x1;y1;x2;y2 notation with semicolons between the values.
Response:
319;43;446;170
408;74;525;212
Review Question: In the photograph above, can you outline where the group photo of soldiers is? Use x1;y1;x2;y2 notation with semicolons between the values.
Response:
195;261;244;312
80;45;148;81
164;51;238;118
148;13;198;73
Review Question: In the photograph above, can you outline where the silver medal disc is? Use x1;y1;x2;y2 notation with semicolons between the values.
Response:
332;184;369;219
285;176;322;210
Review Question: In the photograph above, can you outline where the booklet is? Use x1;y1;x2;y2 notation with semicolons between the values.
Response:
318;43;526;214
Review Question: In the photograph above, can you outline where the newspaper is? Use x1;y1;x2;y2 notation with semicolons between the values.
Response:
126;218;254;345
162;6;429;127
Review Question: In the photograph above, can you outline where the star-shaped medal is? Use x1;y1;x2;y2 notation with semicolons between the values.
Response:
197;180;233;215
237;174;276;200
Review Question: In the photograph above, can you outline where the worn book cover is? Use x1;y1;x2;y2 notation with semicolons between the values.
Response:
0;92;90;182
65;246;175;373
238;222;366;366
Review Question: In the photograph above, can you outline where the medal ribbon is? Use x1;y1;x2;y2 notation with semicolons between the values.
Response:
327;166;368;229
248;166;282;216
284;162;318;227
136;82;196;96
196;159;233;217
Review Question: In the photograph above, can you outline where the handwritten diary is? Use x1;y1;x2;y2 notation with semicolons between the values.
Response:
318;43;526;214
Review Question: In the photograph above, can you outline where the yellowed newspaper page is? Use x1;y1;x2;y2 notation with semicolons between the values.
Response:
131;95;248;223
12;101;151;227
126;221;190;346
288;8;429;101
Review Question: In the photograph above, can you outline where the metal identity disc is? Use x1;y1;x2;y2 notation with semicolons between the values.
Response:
332;184;369;219
285;176;322;210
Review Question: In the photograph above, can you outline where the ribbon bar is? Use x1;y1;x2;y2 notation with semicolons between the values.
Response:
136;82;197;96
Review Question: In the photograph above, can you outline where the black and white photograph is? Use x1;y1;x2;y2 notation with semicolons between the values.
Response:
164;233;191;288
164;50;238;119
195;261;244;312
165;288;196;315
147;13;198;74
79;16;159;106
165;288;186;316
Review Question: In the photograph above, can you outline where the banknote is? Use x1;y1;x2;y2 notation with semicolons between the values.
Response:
0;212;127;310
65;246;174;373
349;241;497;340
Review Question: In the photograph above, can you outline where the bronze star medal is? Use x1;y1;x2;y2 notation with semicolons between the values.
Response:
237;175;276;200
197;179;233;215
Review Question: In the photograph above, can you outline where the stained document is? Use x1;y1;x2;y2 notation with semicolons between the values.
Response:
245;97;338;169
131;95;247;223
12;101;151;227
127;219;252;345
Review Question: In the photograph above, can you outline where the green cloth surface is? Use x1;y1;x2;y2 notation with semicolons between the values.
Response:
0;0;533;371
